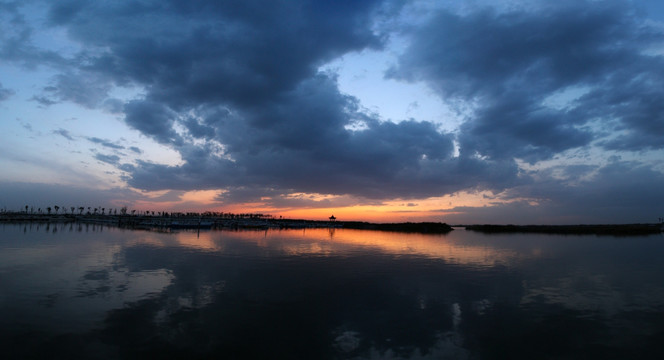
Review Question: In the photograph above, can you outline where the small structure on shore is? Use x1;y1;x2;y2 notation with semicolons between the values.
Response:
329;215;336;222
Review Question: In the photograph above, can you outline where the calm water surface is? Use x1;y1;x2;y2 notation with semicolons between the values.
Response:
1;223;664;359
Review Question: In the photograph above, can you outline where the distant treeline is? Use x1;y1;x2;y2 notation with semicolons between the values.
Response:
464;224;663;235
0;210;455;234
0;207;272;219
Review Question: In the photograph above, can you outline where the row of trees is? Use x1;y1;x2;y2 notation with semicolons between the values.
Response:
13;206;272;219
20;205;116;216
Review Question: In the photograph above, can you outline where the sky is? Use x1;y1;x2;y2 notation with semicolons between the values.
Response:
1;0;664;224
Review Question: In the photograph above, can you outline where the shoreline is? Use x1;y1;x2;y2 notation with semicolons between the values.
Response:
463;224;663;236
3;212;662;235
0;213;454;234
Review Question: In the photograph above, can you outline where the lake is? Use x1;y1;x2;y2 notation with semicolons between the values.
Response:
1;223;664;359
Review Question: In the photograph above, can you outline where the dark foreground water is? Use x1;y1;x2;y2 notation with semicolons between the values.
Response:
1;223;664;359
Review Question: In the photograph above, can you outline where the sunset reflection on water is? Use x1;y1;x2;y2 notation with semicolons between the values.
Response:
127;227;528;269
2;224;664;359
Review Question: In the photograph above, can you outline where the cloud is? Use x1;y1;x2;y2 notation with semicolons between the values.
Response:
46;0;384;107
102;98;124;114
86;137;124;150
525;160;664;216
5;0;524;203
147;190;185;203
3;0;663;222
123;74;522;200
46;72;114;109
0;2;67;68
577;74;664;151
94;153;120;165
215;188;373;210
40;0;633;204
39;0;517;200
444;160;664;224
123;100;183;146
30;95;58;107
389;2;664;161
53;128;75;141
0;82;13;102
128;146;142;155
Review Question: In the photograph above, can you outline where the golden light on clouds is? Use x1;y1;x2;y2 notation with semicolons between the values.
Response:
180;190;224;204
123;189;515;223
266;190;506;222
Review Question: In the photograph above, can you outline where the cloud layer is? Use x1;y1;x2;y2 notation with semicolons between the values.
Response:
2;0;663;222
390;2;664;161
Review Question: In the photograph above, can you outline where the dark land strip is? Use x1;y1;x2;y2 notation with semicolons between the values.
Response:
4;212;662;235
0;212;453;234
463;224;663;236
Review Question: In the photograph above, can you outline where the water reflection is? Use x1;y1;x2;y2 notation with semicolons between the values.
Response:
1;224;664;359
128;227;527;269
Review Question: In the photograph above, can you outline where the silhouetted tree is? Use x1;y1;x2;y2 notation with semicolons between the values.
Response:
47;207;51;215
79;207;84;215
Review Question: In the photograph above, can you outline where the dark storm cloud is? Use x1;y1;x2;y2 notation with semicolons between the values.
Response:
123;100;183;146
125;74;521;199
574;72;664;151
39;0;508;200
47;0;384;107
182;117;215;140
33;0;565;200
390;2;664;161
458;97;593;163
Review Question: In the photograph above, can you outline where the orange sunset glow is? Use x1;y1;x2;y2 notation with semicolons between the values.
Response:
125;227;530;268
121;189;509;223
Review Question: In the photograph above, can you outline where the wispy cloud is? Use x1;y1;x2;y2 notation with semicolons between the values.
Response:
94;153;120;165
0;82;14;102
53;128;75;141
86;137;124;150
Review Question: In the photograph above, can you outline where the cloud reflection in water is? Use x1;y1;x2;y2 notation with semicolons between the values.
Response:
1;225;664;359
